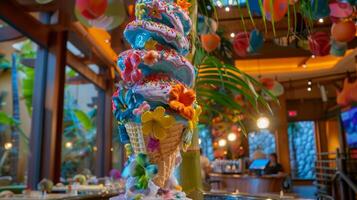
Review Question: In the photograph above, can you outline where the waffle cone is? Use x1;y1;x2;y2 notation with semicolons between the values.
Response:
125;122;147;154
124;122;184;188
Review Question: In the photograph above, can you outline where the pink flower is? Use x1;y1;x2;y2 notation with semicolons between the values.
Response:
147;137;160;152
143;50;159;66
122;52;143;83
132;101;151;116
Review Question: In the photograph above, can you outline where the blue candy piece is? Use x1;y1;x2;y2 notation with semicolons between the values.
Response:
248;0;262;16
248;29;264;53
330;40;347;57
311;0;330;20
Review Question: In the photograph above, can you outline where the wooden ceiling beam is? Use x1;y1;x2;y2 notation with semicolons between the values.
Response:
67;51;107;90
71;22;120;74
0;25;23;42
13;0;59;12
0;0;51;48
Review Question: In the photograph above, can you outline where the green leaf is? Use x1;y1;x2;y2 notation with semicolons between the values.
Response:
136;153;149;167
0;112;16;125
74;109;93;131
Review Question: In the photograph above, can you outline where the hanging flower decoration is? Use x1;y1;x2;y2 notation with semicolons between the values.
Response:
308;32;331;56
143;50;159;66
147;137;160;152
133;101;151;116
129;153;158;189
141;107;175;140
233;32;250;57
122;52;143;83
201;33;221;53
169;84;195;120
76;0;108;20
112;89;144;121
176;0;191;12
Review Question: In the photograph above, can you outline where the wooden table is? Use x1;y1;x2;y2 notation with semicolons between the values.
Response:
209;173;286;194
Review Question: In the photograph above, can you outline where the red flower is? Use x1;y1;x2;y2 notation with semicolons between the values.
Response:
122;52;143;83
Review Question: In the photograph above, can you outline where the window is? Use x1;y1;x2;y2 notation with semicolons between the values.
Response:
248;130;276;159
288;121;317;179
60;66;98;180
0;37;36;186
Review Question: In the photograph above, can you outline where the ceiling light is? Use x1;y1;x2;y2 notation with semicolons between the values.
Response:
225;6;230;12
318;18;324;23
257;116;270;129
4;142;12;150
308;80;312;85
307;87;312;92
230;32;236;38
218;139;227;147
65;142;73;149
302;64;307;68
227;133;237;141
311;55;316;59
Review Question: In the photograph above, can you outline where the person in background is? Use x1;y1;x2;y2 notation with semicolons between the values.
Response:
265;153;283;175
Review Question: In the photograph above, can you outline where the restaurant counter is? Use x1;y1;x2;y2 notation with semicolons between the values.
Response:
209;173;286;194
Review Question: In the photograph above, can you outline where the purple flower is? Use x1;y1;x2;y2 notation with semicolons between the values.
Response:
147;137;160;152
109;169;121;180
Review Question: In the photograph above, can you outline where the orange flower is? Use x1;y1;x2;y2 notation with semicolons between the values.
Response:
143;50;159;66
169;84;195;120
177;0;191;12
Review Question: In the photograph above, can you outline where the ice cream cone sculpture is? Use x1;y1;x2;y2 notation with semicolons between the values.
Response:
112;0;199;198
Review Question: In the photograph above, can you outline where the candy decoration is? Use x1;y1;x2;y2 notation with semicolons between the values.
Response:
233;32;250;57
248;0;262;16
260;78;284;98
330;40;347;57
197;15;218;35
263;0;288;22
37;179;53;193
76;0;108;20
201;33;221;53
308;32;331;56
75;0;126;30
331;21;356;42
329;2;353;19
73;174;87;185
248;29;264;53
311;0;330;20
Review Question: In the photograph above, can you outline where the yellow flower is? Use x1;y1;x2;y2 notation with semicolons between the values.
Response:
141;107;175;140
188;105;202;132
144;39;158;50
